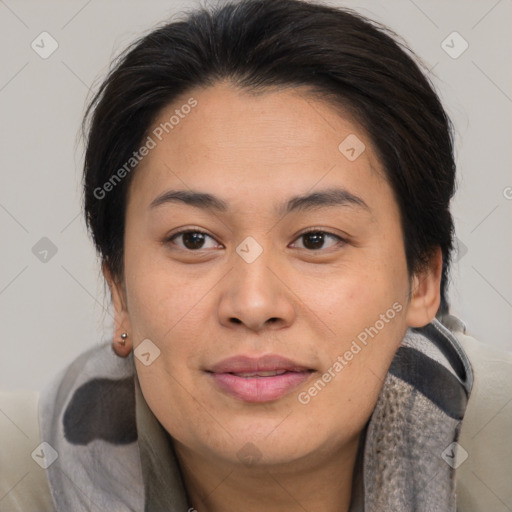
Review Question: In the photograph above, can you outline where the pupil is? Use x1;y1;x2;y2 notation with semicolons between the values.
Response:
184;232;205;249
304;232;324;250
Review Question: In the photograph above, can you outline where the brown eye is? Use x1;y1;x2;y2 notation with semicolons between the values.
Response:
168;230;220;250
291;230;345;251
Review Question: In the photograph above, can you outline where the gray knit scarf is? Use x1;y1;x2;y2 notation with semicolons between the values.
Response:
39;318;472;511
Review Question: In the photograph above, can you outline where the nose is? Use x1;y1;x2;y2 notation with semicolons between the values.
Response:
217;246;296;332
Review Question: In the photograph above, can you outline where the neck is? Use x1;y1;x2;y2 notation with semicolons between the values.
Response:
173;433;361;512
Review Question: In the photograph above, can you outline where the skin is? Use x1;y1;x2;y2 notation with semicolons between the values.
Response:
105;82;443;512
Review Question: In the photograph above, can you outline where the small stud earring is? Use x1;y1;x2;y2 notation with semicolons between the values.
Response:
120;332;128;346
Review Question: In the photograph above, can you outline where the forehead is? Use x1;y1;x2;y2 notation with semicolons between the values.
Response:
128;83;391;215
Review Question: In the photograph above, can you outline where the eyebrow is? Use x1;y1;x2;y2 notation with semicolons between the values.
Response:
149;187;371;215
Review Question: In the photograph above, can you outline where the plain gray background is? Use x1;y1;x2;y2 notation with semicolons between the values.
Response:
1;0;511;391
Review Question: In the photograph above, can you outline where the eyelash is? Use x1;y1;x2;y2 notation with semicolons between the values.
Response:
165;228;347;252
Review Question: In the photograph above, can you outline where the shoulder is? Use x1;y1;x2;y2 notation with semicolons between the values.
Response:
0;342;130;511
0;389;55;511
450;319;512;511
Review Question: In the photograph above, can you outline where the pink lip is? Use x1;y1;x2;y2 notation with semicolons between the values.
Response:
207;355;315;403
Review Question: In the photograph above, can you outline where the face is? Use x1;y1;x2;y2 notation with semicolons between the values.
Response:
109;82;441;471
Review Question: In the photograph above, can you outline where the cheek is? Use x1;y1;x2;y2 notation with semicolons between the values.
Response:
125;249;204;341
307;257;407;334
295;288;408;446
304;255;409;396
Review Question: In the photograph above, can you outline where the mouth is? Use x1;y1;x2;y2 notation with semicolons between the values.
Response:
206;354;316;403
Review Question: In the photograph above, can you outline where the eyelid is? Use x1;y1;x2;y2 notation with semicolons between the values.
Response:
166;227;222;248
295;226;347;240
290;227;347;249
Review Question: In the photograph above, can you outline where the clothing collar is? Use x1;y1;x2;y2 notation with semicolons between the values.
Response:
40;318;472;511
134;370;190;510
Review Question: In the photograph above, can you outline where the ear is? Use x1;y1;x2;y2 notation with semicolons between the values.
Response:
405;246;443;328
103;262;132;356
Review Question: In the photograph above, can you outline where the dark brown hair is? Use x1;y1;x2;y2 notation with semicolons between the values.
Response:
82;0;456;316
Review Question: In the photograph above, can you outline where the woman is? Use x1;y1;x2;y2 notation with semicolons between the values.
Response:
1;0;511;510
